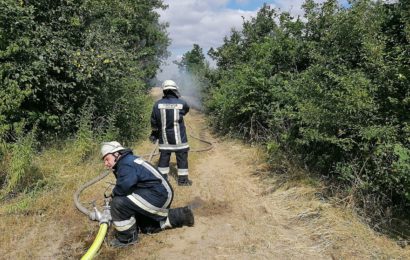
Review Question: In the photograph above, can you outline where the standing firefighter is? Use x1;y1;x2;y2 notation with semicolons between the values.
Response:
150;80;192;186
101;141;194;248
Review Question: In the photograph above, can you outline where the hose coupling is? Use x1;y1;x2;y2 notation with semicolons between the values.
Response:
99;198;112;224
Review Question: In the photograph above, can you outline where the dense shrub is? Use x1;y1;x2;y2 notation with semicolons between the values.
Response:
0;0;169;139
205;0;410;222
0;0;169;198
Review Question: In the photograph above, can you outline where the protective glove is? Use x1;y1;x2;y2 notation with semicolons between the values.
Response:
149;135;158;144
149;130;159;144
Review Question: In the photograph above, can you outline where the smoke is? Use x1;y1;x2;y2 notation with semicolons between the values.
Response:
156;62;205;111
177;71;204;111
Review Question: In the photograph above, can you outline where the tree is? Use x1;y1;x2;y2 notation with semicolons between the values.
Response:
174;44;206;73
0;0;170;141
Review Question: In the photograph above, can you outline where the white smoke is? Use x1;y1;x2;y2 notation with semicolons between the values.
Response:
156;52;213;111
156;67;204;111
177;71;204;111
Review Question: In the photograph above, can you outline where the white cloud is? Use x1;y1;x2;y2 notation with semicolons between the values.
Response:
158;1;256;55
270;0;306;17
270;0;331;19
156;0;347;81
157;0;257;81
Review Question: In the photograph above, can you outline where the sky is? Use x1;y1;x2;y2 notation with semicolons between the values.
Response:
156;0;348;81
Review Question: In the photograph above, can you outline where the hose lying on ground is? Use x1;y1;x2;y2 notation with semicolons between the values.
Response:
81;223;108;260
74;170;111;260
73;170;110;218
188;132;213;152
141;127;213;159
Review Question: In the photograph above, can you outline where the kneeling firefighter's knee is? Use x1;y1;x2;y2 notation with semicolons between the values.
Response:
110;196;128;216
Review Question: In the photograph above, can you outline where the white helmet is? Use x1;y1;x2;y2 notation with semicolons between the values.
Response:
101;141;125;159
162;80;178;91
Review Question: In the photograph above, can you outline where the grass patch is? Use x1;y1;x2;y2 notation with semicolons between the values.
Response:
1;126;38;199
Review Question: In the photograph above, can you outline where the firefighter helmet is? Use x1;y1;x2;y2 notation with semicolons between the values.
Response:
162;80;178;91
101;141;125;159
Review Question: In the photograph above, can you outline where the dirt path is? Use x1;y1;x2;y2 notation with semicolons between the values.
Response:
97;109;410;260
2;90;410;259
149;113;321;259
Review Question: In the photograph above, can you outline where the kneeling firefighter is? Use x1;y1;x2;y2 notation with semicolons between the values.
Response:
101;141;195;248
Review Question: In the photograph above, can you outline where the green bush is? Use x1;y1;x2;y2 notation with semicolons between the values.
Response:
0;0;168;199
205;0;410;221
0;0;168;139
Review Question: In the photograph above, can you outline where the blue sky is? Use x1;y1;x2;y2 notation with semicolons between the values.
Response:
226;0;349;12
226;0;272;10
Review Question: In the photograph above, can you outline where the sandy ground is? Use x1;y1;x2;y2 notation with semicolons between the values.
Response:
1;89;410;259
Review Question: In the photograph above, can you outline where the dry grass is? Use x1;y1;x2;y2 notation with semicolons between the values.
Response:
0;139;107;259
258;164;410;260
1;103;410;259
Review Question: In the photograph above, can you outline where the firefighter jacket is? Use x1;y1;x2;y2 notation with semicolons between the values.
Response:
151;93;190;152
112;150;173;210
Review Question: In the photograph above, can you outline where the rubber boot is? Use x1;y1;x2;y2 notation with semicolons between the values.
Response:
168;206;195;228
178;176;192;186
109;229;138;248
139;219;162;234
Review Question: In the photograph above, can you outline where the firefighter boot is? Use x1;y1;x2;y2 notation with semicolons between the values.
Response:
177;176;192;186
109;230;138;248
168;206;195;228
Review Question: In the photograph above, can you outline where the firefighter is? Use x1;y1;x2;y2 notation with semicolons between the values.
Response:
150;80;192;186
101;141;195;248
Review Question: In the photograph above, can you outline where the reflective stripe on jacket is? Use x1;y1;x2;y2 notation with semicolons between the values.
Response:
151;94;190;152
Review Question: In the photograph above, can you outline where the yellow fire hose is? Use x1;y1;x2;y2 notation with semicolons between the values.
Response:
74;170;111;259
81;223;108;260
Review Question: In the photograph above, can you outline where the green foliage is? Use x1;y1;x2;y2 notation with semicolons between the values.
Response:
205;0;410;218
3;195;32;214
1;125;38;198
0;0;169;139
0;0;169;198
109;78;152;143
0;138;10;189
206;63;273;140
174;44;206;74
174;44;211;110
98;115;120;143
72;99;95;161
393;144;410;200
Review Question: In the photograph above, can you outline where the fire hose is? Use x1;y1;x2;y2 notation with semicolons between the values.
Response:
140;127;213;159
73;128;212;259
73;171;112;260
